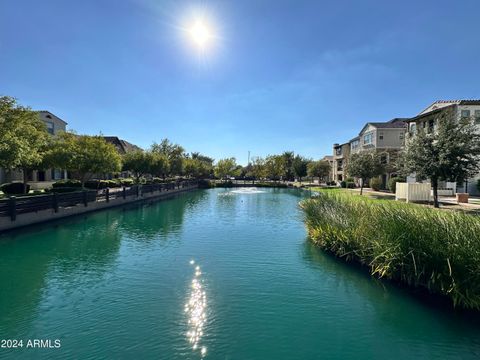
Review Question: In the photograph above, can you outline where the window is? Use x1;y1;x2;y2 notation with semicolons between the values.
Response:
46;114;52;119
399;132;404;140
337;160;343;171
428;119;434;133
45;121;54;135
475;110;480;124
363;132;373;145
379;132;384;140
335;147;342;155
410;123;417;133
350;140;359;150
461;110;471;119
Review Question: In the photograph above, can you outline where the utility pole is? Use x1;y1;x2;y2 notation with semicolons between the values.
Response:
248;151;251;166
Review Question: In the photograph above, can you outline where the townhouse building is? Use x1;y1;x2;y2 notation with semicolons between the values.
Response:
406;100;480;194
332;118;407;187
332;142;350;182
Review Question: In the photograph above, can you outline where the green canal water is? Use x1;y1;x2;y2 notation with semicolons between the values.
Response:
0;188;479;359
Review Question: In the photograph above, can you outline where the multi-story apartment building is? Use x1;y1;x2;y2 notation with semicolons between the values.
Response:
332;142;350;182
332;118;407;186
0;111;68;187
320;155;334;182
406;100;480;194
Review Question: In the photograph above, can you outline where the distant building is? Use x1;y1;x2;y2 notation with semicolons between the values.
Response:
332;142;350;183
97;136;142;180
0;111;68;187
103;136;142;154
320;155;334;182
332;118;407;187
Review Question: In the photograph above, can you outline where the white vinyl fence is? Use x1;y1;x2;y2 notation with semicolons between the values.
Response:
396;183;432;203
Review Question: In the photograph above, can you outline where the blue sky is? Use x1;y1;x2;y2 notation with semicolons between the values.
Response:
1;0;480;164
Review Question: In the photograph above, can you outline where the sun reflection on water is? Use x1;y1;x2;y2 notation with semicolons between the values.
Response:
185;260;207;357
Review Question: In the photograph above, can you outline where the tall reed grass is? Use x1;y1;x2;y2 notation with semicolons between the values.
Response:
300;191;480;309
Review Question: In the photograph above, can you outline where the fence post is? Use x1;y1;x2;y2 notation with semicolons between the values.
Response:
83;190;88;207
136;185;140;197
8;196;16;221
53;193;59;213
123;186;126;199
106;188;110;203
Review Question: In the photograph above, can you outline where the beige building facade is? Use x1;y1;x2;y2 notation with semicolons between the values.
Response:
406;100;480;195
332;118;407;186
0;111;68;188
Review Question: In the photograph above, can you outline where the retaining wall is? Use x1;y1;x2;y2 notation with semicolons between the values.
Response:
0;185;198;232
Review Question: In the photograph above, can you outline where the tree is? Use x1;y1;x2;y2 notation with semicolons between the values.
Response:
280;151;295;181
151;139;185;177
45;132;122;187
0;96;50;192
293;155;309;183
214;157;238;180
307;160;331;184
149;152;170;179
403;110;480;207
264;155;284;182
122;150;151;182
188;152;214;178
346;151;384;195
184;157;212;179
248;157;266;183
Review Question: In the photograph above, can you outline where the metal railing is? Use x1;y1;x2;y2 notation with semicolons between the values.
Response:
0;180;198;221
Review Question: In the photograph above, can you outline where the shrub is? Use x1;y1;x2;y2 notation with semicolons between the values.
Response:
0;182;30;195
145;177;168;184
388;176;406;193
118;178;135;186
52;179;82;188
346;182;355;189
340;181;347;188
369;177;382;191
84;179;121;189
346;177;355;183
300;191;480;309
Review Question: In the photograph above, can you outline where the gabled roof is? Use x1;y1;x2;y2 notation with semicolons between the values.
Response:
358;118;407;135
407;104;456;123
103;136;142;154
333;142;349;148
37;110;68;124
418;100;480;115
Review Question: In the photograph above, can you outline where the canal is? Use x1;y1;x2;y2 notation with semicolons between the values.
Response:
0;188;479;359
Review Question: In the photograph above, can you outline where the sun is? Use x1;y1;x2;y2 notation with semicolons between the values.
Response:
189;20;212;49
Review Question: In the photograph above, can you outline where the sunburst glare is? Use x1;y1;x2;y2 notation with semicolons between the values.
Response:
185;260;207;357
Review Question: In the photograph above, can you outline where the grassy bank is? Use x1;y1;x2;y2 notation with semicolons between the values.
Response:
300;191;480;309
